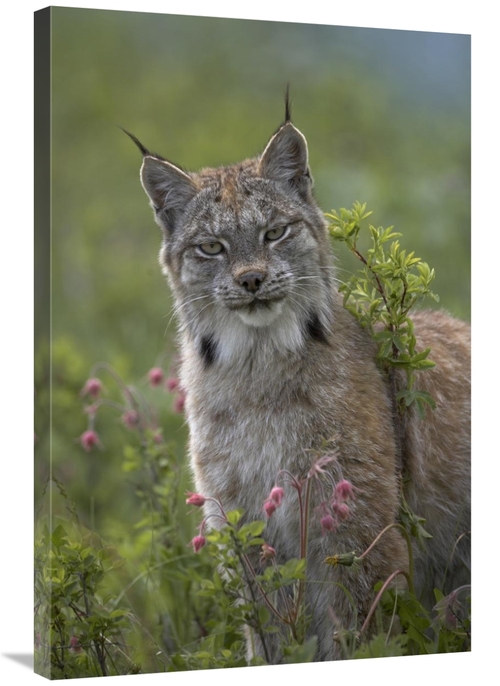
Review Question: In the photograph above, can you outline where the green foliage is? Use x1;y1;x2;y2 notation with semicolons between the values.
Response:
399;491;433;549
327;202;439;553
37;13;470;661
201;509;310;664
35;10;469;674
349;582;470;660
353;633;408;659
35;199;470;674
327;202;439;417
45;8;469;387
34;520;139;678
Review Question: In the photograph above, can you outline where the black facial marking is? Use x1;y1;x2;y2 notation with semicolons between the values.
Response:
200;336;218;367
306;312;329;345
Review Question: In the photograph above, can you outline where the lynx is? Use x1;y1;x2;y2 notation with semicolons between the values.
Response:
127;99;470;662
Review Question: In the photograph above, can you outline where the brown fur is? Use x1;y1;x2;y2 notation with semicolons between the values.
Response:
132;112;470;662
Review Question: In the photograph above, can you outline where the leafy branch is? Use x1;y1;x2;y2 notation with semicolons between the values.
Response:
326;201;439;419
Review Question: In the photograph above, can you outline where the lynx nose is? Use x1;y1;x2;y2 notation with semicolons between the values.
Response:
237;271;266;293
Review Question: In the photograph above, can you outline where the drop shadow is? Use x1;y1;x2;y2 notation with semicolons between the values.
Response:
2;653;34;669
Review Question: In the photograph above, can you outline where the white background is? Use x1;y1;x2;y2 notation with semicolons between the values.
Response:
0;0;495;683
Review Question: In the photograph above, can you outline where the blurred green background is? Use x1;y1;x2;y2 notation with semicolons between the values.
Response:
33;8;470;673
38;3;470;554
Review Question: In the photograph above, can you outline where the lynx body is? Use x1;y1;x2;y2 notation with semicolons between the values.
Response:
132;107;470;661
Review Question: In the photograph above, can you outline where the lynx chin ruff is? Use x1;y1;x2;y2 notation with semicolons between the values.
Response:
129;100;470;662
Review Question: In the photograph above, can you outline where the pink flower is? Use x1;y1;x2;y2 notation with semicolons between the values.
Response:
335;480;355;502
166;377;179;392
84;403;99;417
122;409;140;429
308;452;339;479
148;367;164;387
270;486;285;505
260;543;277;561
174;392;186;414
320;514;336;536
186;492;206;507
263;499;277;518
69;636;82;654
81;378;102;399
80;430;100;452
190;535;206;553
152;429;163;444
332;502;350;521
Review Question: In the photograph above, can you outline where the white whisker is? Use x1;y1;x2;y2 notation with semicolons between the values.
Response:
164;294;213;333
174;298;216;336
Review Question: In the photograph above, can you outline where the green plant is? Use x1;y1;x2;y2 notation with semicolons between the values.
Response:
34;204;470;673
326;202;440;549
34;520;139;679
326;202;439;420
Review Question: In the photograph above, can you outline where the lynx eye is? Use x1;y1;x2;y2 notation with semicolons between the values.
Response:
199;241;224;256
265;226;287;242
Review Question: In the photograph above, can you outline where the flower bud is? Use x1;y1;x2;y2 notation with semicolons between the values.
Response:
80;430;100;452
320;514;336;535
174;392;186;414
152;429;163;444
263;499;277;518
270;486;285;505
166;377;179;392
260;543;277;560
335;479;355;502
190;535;206;553
332;502;350;521
81;378;102;399
69;636;82;654
324;552;359;567
122;409;140;429
186;492;206;507
84;403;99;417
148;367;164;387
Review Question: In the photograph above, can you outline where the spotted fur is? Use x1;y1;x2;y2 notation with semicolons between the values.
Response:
131;108;470;662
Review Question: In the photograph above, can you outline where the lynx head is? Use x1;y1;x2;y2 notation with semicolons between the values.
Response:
127;99;337;365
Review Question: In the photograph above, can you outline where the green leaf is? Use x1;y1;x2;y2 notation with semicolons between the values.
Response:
392;335;406;353
413;359;436;370
354;632;408;659
410;347;432;363
241;520;266;537
51;525;68;549
283;636;318;663
258;606;270;626
415;390;437;410
225;509;244;525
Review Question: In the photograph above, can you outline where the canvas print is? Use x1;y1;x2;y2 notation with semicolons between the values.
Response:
34;6;471;678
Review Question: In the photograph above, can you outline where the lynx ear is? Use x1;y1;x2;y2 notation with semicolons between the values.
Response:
140;156;199;231
259;122;312;200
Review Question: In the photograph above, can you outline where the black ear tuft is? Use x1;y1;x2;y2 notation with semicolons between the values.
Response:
121;127;150;156
120;127;167;161
284;84;292;124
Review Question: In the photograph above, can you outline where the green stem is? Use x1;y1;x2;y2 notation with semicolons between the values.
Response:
240;549;290;626
293;477;312;632
235;547;272;664
357;523;414;595
359;569;412;636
